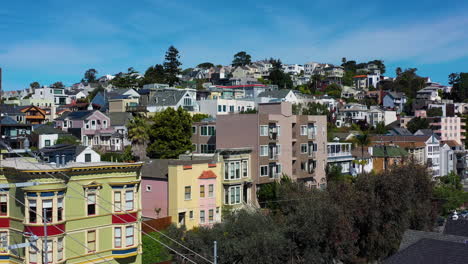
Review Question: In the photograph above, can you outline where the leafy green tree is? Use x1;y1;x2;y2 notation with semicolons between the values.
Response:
427;107;443;117
142;64;166;85
126;116;150;161
268;58;293;89
55;134;79;145
163;46;182;86
434;172;468;215
192;113;210;122
142;232;172;263
197;62;214;69
325;83;342;98
111;67;141;88
30;82;40;89
406;117;430;133
448;72;468;102
232;51;252;67
373;122;388;134
147;107;193;159
51;81;65;88
83;69;98;83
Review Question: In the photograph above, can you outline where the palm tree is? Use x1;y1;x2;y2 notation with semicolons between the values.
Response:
126;116;150;161
354;133;371;174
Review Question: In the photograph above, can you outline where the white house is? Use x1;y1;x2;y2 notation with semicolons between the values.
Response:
197;98;255;116
282;64;304;75
146;88;198;113
75;146;101;163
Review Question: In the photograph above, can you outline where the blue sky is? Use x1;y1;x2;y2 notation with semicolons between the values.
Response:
1;0;468;90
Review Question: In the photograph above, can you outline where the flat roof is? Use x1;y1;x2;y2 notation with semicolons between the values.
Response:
0;157;142;171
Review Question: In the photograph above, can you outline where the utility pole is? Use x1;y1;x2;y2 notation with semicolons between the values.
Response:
213;241;217;264
43;207;48;264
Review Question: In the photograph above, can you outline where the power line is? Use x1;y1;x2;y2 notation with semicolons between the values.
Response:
21;150;210;263
1;149;203;264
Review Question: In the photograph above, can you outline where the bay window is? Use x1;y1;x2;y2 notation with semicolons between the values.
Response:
114;227;122;248
87;192;96;216
242;160;248;177
114;191;122;212
225;186;241;205
125;190;134;211
0;232;7;253
57;197;63;221
43;200;53;223
57;237;64;261
0;194;7;215
125;226;134;247
29;199;37;223
87;230;96;252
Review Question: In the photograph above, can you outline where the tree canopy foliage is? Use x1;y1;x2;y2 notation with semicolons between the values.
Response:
83;69;98;83
232;51;252;67
406;117;430;133
51;81;65;88
111;67;141;88
147;107;193;159
268;58;293;89
30;82;40;89
163;46;182;86
448;72;468;102
163;162;436;263
197;62;214;69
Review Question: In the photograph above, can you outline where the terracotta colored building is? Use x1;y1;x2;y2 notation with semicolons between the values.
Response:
216;102;328;192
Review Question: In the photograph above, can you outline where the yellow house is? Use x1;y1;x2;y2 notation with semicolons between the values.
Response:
168;160;222;230
109;98;140;113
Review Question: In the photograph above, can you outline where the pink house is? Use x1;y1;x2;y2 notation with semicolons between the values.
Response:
198;170;219;226
141;160;169;219
54;110;115;150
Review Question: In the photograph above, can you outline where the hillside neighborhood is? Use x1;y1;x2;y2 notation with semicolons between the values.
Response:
0;47;468;263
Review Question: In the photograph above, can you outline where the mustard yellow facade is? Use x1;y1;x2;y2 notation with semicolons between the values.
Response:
168;161;222;230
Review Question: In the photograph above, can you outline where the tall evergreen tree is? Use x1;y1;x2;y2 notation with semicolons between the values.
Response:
163;46;182;86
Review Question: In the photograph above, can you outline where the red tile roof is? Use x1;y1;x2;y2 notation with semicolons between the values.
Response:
354;75;367;78
198;170;217;179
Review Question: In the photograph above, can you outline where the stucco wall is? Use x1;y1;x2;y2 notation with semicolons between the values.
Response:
141;178;168;218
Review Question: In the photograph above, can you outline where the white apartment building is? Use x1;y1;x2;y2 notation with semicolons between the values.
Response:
282;64;304;75
197;98;255;116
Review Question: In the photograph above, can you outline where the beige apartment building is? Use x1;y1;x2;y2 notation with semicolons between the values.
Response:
216;102;328;190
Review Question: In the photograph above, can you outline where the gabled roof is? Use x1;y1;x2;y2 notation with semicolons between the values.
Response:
141;160;170;180
385;91;406;99
0;116;18;125
441;140;462;147
389;127;413;136
199;170;217;179
55;110;95;121
0;104;24;115
148;90;187;106
414;129;434;136
257;89;292;99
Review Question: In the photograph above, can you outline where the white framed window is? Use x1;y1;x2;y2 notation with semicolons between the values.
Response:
200;210;205;223
114;191;122;212
57;197;63;222
91;120;96;129
242;160;248;177
300;125;308;135
57;237;64;260
300;144;308;153
103;120;108;128
114;227;122;248
260;125;268;136
45;240;52;263
0;231;7;253
260;166;268;176
260;145;268;156
146;185;152;192
276;144;281;155
29;246;37;263
86;190;97;216
192;126;197;134
125;226;134;247
209;209;214;222
185;186;191;200
0;193;7;215
208;184;214;197
43;199;53;222
224;186;241;205
87;230;96;253
125;190;134;211
277;125;281;136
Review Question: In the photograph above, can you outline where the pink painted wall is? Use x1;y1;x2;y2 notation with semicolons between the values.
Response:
141;178;168;219
198;178;218;227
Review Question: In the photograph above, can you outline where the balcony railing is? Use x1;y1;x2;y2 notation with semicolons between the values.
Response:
126;105;147;112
